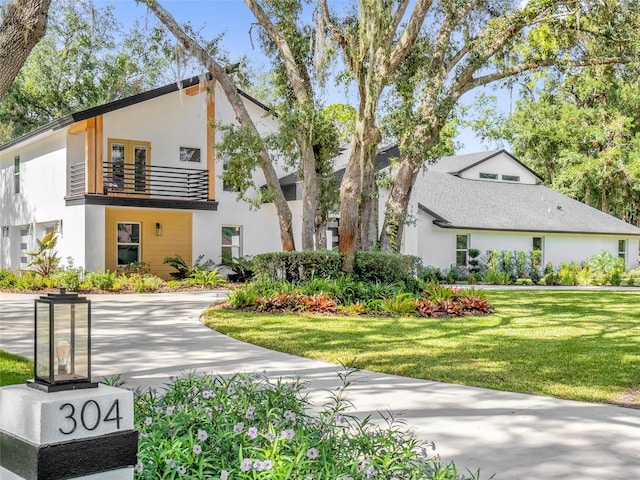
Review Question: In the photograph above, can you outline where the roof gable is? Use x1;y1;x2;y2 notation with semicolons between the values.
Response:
414;171;640;236
0;74;271;152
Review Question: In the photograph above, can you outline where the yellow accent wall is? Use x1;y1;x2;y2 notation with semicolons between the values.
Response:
105;208;192;280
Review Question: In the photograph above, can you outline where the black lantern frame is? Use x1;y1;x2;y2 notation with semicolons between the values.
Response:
28;288;98;392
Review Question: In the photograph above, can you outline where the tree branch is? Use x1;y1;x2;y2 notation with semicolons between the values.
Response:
142;0;296;250
388;0;433;73
0;0;52;100
244;0;312;104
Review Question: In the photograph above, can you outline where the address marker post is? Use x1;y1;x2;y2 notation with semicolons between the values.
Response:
0;290;138;479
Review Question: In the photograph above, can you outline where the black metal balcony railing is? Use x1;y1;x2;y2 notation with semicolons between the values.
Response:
68;162;209;201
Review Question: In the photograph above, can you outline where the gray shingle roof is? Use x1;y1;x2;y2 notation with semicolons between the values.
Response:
417;172;640;235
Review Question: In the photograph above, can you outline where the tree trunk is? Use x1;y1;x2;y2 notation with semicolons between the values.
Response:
144;0;295;251
339;116;380;270
300;138;317;250
0;0;52;100
379;160;420;252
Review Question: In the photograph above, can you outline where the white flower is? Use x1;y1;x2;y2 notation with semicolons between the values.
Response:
306;447;319;459
233;422;245;433
177;465;186;475
197;429;208;441
240;458;252;472
220;470;229;480
165;406;175;415
144;417;152;426
280;429;295;440
193;444;202;455
247;426;258;439
134;460;144;473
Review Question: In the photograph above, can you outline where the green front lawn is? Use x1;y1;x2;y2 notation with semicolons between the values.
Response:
0;350;32;387
204;290;640;406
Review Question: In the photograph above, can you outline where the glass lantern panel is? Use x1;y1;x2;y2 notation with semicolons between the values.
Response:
72;303;89;380
53;303;73;381
36;302;50;380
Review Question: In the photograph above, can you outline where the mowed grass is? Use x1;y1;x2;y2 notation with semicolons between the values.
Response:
203;290;640;406
0;350;32;387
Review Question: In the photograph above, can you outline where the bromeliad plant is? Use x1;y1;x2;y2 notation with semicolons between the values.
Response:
134;371;478;480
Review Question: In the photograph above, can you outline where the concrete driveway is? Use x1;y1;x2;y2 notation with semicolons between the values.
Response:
1;291;639;479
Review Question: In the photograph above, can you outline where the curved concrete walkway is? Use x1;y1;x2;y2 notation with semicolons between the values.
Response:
1;291;639;479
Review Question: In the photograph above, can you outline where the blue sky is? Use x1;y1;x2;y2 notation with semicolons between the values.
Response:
97;0;507;153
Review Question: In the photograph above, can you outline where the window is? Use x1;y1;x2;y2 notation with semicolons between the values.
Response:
1;226;9;238
479;172;498;180
14;156;20;194
117;223;141;266
533;237;543;252
456;234;469;266
221;226;242;262
502;174;520;182
618;240;627;260
221;153;235;192
107;139;150;193
180;146;201;163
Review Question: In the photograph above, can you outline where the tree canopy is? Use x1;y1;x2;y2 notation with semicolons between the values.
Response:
481;66;640;226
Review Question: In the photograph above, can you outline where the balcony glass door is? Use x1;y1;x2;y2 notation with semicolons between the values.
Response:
107;139;150;195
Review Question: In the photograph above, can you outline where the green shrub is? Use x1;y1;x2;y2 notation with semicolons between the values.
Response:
254;250;342;282
86;271;117;290
227;284;260;309
587;251;625;285
418;265;443;283
134;372;468;480
131;274;164;293
220;256;255;282
15;272;44;290
164;254;215;280
557;262;580;286
26;227;60;277
368;293;418;316
354;251;422;284
0;268;17;288
188;269;225;288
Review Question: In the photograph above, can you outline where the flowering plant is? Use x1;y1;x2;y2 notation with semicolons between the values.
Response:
134;370;478;479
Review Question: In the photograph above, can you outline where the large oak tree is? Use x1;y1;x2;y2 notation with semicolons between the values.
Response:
0;0;51;100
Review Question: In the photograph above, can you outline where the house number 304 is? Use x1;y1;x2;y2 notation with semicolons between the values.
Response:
58;399;122;435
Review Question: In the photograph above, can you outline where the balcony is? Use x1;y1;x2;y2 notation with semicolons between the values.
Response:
66;162;217;210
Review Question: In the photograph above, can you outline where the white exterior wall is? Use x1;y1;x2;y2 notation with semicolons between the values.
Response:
460;153;539;184
84;204;106;271
212;86;298;259
0;131;69;269
415;210;640;270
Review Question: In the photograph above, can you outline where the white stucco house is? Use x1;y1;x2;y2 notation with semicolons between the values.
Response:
374;146;640;270
0;75;294;279
1;76;639;279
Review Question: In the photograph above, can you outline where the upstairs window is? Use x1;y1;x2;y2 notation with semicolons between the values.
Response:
456;234;469;266
479;172;498;180
180;146;201;163
221;153;236;192
618;240;627;260
14;156;20;194
502;174;520;182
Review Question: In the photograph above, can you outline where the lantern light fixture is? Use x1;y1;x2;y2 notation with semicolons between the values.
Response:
28;288;98;392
